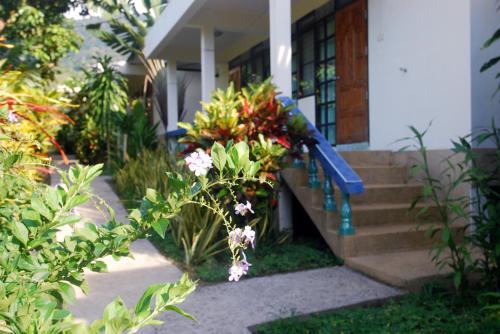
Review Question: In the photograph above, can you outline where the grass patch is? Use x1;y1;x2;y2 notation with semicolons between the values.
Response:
150;233;341;283
253;289;500;334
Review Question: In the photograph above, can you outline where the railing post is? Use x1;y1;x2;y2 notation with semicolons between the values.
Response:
323;177;337;212
308;158;320;188
293;158;305;168
339;192;355;236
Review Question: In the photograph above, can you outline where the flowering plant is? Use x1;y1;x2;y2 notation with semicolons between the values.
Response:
178;79;312;239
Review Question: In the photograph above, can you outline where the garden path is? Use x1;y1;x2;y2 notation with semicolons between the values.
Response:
51;157;184;323
150;267;402;334
51;157;402;333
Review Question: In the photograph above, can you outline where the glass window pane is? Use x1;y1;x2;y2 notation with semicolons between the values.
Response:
320;105;326;124
327;38;335;58
320;84;326;103
292;56;297;72
327;82;335;102
302;30;314;63
292;74;298;92
328;126;336;145
317;23;324;40
301;63;315;96
321;126;327;138
316;64;325;82
327;20;335;37
318;42;325;61
328;103;335;122
326;60;335;80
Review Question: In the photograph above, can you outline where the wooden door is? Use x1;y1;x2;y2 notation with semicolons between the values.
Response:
335;0;369;144
229;67;242;91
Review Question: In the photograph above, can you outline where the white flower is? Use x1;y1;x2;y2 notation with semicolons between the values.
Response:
234;201;254;216
185;150;213;176
242;226;256;248
7;111;18;123
73;86;81;93
228;228;243;248
228;257;251;282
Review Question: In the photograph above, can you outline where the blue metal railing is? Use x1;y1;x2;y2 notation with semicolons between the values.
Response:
165;96;365;236
280;96;364;235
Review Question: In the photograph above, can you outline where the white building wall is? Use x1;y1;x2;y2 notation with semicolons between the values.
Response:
179;70;201;123
471;0;500;147
368;0;472;150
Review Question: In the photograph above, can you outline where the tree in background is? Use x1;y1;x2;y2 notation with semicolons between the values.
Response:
80;55;128;168
87;0;170;127
0;3;82;81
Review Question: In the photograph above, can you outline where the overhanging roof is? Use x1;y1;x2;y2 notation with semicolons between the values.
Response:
144;0;330;63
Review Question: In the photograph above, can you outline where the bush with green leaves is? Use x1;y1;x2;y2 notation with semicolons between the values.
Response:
77;55;128;167
179;80;312;239
402;122;500;293
0;137;264;332
115;145;262;267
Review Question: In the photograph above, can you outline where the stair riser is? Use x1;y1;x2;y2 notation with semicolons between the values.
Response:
339;151;393;166
336;186;423;205
351;206;441;226
317;166;409;185
339;228;465;257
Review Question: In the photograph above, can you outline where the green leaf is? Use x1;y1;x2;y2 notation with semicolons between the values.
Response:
211;142;227;172
134;284;162;318
152;218;170;238
58;282;76;304
11;221;29;246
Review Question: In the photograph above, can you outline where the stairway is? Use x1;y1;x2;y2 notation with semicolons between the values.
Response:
282;151;464;291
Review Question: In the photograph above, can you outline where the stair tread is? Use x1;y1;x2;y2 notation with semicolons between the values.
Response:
354;222;465;236
345;249;452;289
349;202;433;210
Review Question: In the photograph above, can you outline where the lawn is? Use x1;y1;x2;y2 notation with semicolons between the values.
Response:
150;233;341;283
253;288;500;334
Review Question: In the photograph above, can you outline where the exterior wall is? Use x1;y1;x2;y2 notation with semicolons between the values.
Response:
179;70;202;123
368;0;472;150
298;96;316;124
471;0;500;147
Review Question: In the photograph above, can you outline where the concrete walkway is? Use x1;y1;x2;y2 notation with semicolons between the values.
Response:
51;157;402;333
50;158;183;323
150;267;402;334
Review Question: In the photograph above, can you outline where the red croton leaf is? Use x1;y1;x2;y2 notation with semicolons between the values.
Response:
276;136;291;149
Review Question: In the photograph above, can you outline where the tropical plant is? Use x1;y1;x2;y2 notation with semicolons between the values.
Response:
80;55;128;167
454;122;500;290
402;122;500;293
120;99;159;161
87;0;168;125
179;79;312;238
0;6;82;80
115;148;228;267
0;138;265;333
0;70;73;178
402;124;475;293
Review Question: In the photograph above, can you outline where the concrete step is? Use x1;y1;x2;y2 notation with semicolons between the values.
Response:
299;196;440;227
339;150;393;166
345;250;453;291
316;165;409;185
327;222;466;257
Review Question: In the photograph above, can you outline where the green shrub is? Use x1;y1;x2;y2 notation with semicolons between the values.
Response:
403;122;500;293
179;79;312;239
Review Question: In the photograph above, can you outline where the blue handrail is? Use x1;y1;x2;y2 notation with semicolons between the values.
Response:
165;96;364;236
165;128;186;138
279;96;364;195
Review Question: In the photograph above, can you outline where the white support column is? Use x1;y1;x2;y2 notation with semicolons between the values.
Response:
166;59;178;131
201;25;216;103
270;0;293;231
269;0;292;96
